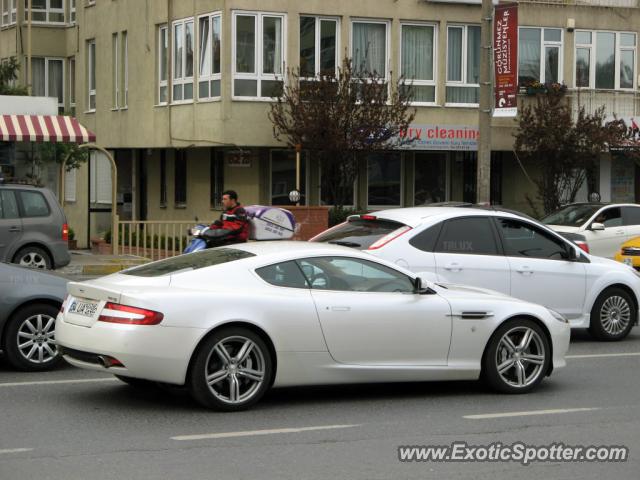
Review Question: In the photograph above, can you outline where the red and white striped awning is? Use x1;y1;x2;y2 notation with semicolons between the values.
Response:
0;114;96;144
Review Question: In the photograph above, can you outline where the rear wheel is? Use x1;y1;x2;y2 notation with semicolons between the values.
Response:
13;246;52;270
189;327;273;411
3;303;62;371
482;318;550;394
589;288;635;341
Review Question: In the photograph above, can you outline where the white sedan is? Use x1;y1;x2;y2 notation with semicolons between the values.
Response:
56;242;570;411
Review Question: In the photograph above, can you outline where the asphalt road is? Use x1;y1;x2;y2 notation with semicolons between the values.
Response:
1;329;639;480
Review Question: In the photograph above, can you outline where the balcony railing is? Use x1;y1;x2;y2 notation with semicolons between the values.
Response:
516;0;638;7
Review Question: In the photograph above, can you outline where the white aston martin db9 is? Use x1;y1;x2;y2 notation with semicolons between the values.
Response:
56;242;570;411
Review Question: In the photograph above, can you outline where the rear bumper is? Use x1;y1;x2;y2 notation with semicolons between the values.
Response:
50;241;71;269
55;314;206;384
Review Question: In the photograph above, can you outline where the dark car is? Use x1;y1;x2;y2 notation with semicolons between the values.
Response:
0;262;67;371
0;183;71;269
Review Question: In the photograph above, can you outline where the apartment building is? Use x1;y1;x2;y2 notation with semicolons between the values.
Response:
1;0;639;247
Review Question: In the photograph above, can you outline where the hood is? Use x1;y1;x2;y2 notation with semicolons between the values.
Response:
432;282;512;300
587;254;634;271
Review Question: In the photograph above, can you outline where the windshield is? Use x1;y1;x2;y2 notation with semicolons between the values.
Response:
541;205;601;227
310;218;408;250
121;248;255;277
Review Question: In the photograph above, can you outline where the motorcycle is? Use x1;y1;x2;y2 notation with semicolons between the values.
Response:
183;205;297;254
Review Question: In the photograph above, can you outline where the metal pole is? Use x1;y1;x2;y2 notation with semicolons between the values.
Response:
295;143;302;206
477;0;493;204
27;0;32;95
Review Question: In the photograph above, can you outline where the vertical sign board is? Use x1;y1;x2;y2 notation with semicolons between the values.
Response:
493;3;518;117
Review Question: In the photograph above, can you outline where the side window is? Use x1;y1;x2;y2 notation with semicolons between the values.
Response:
593;207;622;228
0;190;19;219
18;191;50;217
434;217;498;255
622;206;640;226
497;218;568;260
255;261;309;289
297;257;414;293
409;222;442;252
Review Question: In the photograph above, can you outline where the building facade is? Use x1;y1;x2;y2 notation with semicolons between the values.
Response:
1;0;640;247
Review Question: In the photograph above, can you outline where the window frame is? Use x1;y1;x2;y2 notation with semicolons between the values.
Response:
434;216;502;256
493;217;575;261
24;0;64;24
574;29;637;91
17;190;51;218
399;21;438;106
69;0;75;25
158;24;168;106
254;260;310;290
68;56;76;110
121;30;128;108
86;38;96;113
31;56;65;110
517;26;564;85
269;149;310;206
1;0;17;27
445;23;481;108
350;18;391;84
171;17;195;104
197;11;222;102
232;10;287;101
111;32;119;110
299;15;340;79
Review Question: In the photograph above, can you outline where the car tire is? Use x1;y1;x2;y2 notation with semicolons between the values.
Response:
482;318;551;394
114;375;159;389
188;327;273;411
13;246;52;270
588;288;636;341
3;303;62;371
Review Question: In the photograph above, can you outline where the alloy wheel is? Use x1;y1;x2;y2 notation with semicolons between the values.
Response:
599;295;631;336
17;314;58;365
495;326;546;388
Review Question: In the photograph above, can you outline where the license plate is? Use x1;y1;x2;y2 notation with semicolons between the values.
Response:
624;258;634;267
68;300;98;318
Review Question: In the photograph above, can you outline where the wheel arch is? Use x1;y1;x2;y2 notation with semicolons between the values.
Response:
0;298;62;349
590;283;639;325
10;242;54;268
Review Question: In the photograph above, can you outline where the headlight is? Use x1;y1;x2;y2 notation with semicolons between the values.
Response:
548;308;569;324
190;228;202;236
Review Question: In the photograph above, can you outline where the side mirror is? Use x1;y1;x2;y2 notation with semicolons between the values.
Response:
567;245;580;261
591;222;605;231
413;277;432;294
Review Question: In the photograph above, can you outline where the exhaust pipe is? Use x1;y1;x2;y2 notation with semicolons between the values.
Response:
97;355;110;368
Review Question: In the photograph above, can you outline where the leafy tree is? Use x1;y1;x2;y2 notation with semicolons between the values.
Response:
268;57;416;209
0;57;28;96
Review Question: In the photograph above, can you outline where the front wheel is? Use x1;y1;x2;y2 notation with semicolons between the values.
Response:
188;327;273;411
589;288;636;341
482;318;551;394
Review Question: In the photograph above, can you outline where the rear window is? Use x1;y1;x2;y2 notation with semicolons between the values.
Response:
18;190;50;217
121;248;255;277
311;218;408;250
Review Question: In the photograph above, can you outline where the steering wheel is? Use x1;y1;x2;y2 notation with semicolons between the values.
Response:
309;272;331;289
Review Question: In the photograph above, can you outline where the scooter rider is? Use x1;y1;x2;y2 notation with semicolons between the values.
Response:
208;190;250;244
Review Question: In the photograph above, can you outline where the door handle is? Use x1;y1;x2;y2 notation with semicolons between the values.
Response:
444;263;462;272
8;226;21;232
615;230;625;235
516;267;534;275
330;306;351;312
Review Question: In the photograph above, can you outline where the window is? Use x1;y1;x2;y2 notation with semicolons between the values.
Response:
70;0;75;24
209;149;224;208
593;207;622;227
320;163;355;207
271;150;307;206
446;25;480;104
300;16;338;78
69;56;76;112
518;27;562;85
233;11;285;99
623;206;640;226
496;218;569;260
158;25;168;104
121;31;128;107
435;217;498;255
2;0;17;26
297;257;414;293
198;13;221;100
575;30;636;90
24;0;63;23
0;190;19;219
367;152;401;207
64;168;77;202
87;39;96;111
18;191;50;217
409;223;442;253
311;217;409;250
89;152;112;204
172;17;195;102
159;150;167;207
174;150;187;206
31;57;64;110
401;23;436;103
112;33;119;108
352;20;388;80
256;261;309;289
414;152;447;205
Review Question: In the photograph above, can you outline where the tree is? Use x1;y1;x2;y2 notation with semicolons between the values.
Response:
268;57;416;209
0;57;28;96
514;88;630;216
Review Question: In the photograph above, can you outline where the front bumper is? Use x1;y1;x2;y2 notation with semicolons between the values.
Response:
551;320;571;372
614;252;640;269
55;314;206;385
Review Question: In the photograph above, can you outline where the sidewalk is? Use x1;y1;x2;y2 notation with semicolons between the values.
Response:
58;250;150;276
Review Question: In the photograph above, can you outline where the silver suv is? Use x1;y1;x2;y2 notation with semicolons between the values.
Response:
0;183;71;269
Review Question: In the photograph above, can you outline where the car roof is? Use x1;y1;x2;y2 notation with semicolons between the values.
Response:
232;241;373;260
367;206;524;228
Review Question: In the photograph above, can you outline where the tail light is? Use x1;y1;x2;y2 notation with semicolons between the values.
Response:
62;223;69;242
575;241;589;254
368;226;413;250
98;303;164;325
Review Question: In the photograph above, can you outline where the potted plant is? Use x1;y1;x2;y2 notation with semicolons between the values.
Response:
67;227;77;250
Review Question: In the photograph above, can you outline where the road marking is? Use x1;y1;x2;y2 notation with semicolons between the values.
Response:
464;408;599;420
567;352;640;359
172;424;361;441
0;448;33;455
0;378;117;388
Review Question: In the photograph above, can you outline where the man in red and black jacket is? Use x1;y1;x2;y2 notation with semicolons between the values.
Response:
209;190;250;244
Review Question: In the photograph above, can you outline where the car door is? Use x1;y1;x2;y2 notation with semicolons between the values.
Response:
0;190;23;262
494;217;586;320
586;206;625;258
432;216;511;295
299;256;452;366
622;206;640;243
